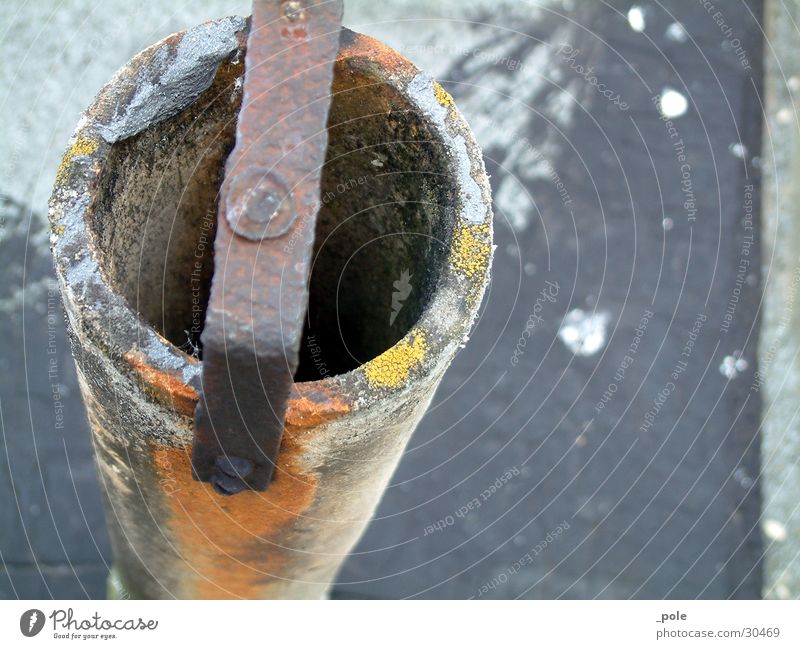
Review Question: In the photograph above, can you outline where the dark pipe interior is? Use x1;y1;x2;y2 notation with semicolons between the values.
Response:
90;48;455;380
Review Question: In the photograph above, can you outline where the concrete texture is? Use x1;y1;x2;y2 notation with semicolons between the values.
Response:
0;1;251;216
337;0;766;599
0;0;789;599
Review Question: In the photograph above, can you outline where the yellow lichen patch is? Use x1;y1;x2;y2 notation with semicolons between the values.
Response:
55;136;98;185
450;222;491;280
433;82;455;110
364;329;428;389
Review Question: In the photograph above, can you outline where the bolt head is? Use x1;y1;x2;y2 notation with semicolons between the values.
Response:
215;455;254;478
210;471;248;496
225;169;296;240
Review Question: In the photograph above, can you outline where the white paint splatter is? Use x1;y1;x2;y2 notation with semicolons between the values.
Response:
729;142;747;159
544;79;581;128
665;22;688;43
659;89;688;118
763;518;788;542
495;174;533;232
446;24;578;234
734;467;754;489
662;217;674;230
627;6;646;32
558;309;609;356
720;353;748;379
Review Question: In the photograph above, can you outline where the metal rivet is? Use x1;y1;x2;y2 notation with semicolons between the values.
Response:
225;170;297;240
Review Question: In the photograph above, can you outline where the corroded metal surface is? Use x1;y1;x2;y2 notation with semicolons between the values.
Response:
193;0;343;494
49;18;492;599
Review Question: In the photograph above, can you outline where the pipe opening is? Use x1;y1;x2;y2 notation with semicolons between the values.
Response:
89;44;455;380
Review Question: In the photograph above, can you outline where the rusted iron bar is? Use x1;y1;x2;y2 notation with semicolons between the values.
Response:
193;0;343;495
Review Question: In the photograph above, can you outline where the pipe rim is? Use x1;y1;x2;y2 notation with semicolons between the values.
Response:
49;17;493;422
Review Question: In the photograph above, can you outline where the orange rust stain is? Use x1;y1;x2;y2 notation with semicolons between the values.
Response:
152;433;315;599
286;383;350;429
337;31;414;78
150;382;350;599
123;351;197;417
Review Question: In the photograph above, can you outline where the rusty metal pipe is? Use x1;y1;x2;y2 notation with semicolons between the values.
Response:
49;16;492;599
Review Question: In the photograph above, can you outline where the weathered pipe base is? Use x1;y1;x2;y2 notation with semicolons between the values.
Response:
49;17;492;599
